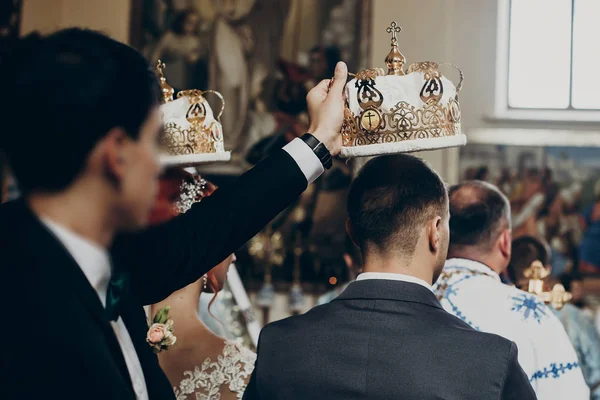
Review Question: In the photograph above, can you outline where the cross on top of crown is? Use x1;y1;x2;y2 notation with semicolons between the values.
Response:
386;21;401;42
156;59;166;77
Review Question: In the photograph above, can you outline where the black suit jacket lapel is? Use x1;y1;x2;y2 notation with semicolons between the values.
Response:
16;200;135;394
120;299;174;398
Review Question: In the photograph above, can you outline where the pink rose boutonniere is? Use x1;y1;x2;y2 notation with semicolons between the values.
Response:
147;306;177;353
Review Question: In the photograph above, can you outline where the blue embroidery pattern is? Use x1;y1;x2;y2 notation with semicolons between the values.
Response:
434;268;487;331
511;293;548;323
530;362;580;382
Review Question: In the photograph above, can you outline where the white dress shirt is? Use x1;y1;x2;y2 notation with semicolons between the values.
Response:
356;271;433;291
42;218;150;400
37;141;322;399
283;138;325;184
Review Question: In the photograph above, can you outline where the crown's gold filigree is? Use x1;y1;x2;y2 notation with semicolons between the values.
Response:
156;62;226;157
407;62;440;77
408;62;444;103
385;21;405;76
355;68;385;81
343;64;460;146
156;60;174;103
160;120;223;156
342;99;461;147
341;22;464;150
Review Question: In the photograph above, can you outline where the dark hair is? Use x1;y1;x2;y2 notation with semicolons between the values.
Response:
347;154;448;256
270;60;311;115
0;151;5;204
448;181;511;253
309;45;342;79
507;236;550;284
0;28;161;195
473;166;489;181
171;9;198;35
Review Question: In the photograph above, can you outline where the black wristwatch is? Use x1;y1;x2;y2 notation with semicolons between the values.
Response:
300;133;333;170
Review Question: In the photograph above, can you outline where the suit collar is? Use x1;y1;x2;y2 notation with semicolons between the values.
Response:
41;217;112;306
356;272;433;291
10;199;135;394
335;279;444;310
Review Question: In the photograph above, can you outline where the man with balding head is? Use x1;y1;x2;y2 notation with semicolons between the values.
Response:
434;181;589;399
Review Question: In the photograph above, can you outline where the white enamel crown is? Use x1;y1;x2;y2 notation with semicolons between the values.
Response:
340;21;466;158
156;60;231;167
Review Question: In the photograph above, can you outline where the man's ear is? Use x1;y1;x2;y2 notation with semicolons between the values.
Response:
428;216;442;253
343;253;353;269
346;219;358;248
498;228;512;260
99;127;129;183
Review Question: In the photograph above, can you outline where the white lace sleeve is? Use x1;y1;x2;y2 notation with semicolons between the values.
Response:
174;340;256;400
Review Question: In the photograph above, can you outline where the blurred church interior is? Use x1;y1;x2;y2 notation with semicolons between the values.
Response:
2;0;600;340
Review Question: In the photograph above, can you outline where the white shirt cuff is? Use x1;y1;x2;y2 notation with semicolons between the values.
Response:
282;138;324;185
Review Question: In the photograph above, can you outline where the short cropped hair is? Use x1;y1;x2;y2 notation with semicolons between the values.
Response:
0;28;161;195
448;181;511;253
347;154;448;257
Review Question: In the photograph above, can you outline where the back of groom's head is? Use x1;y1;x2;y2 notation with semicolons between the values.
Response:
0;28;161;195
347;154;448;261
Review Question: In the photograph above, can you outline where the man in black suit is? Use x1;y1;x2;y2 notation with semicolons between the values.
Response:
244;155;537;400
0;29;347;399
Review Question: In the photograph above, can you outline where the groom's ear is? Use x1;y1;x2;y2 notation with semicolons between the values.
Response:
427;216;442;253
93;127;128;187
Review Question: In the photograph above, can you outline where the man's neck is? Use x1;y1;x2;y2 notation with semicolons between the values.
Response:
27;186;115;248
361;255;434;285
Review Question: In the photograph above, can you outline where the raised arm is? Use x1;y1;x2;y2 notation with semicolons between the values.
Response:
112;62;348;305
114;147;309;304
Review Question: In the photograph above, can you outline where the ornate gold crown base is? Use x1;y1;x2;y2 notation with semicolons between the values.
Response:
159;152;231;167
339;134;467;158
340;95;465;158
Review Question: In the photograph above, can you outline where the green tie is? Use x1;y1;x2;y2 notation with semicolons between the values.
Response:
105;267;129;321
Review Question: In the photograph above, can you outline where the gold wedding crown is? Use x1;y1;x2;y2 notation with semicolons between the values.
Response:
340;21;466;158
156;60;230;167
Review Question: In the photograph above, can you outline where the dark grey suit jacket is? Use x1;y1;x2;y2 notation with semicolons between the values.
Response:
244;279;537;400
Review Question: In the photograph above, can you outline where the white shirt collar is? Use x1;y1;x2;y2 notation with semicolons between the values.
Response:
444;258;500;281
41;218;112;307
356;272;433;291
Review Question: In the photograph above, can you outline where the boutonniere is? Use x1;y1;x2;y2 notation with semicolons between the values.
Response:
147;306;177;353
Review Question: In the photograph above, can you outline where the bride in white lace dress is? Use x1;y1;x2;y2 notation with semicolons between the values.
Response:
149;171;256;400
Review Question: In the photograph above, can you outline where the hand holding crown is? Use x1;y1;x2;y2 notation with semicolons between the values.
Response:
305;61;348;156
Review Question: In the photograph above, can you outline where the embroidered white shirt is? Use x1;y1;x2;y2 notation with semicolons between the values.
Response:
434;258;589;400
42;218;149;400
356;271;433;291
